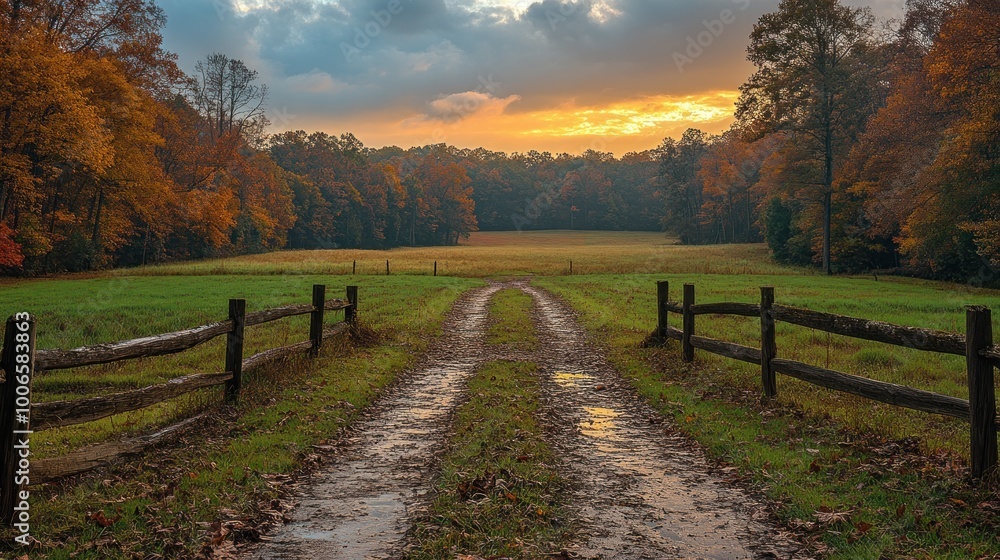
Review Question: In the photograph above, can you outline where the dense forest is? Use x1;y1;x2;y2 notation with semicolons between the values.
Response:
0;0;997;282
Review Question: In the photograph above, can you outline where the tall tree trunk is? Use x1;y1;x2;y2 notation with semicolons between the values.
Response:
823;95;834;275
409;198;416;246
727;191;735;243
745;188;752;243
91;188;104;246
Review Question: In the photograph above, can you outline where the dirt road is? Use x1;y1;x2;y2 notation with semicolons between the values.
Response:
244;281;801;559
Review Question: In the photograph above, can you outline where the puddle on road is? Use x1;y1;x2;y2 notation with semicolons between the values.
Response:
245;285;499;560
553;371;593;387
579;406;620;439
524;285;781;560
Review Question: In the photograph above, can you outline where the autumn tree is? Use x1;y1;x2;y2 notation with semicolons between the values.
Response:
411;152;477;245
0;0;184;271
657;129;709;244
737;0;877;273
838;0;999;280
697;130;780;243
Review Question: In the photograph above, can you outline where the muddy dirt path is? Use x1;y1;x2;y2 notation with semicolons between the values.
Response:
245;284;500;560
523;284;795;559
244;280;799;559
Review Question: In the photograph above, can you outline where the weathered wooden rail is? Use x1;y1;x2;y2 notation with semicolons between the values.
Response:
644;281;998;479
0;284;358;524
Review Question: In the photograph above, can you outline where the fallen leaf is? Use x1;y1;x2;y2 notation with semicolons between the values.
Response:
854;521;873;534
87;510;120;528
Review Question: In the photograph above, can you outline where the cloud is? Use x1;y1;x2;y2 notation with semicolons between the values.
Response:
406;91;522;124
285;69;342;93
158;0;905;154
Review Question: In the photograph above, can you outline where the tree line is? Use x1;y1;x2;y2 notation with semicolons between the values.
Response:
663;0;999;282
1;0;996;284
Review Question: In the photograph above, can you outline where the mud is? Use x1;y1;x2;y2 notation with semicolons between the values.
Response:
243;280;805;559
245;284;499;559
523;284;800;559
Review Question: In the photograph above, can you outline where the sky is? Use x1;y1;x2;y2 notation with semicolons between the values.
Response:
158;0;905;156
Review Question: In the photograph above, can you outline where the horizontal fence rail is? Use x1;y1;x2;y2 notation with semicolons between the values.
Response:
33;299;353;371
644;281;998;480
769;305;966;356
0;284;359;522
32;372;234;431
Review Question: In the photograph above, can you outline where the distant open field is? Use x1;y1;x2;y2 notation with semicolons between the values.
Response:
119;230;793;277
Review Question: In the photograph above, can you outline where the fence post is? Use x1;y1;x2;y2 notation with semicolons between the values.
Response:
224;299;246;404
352;260;356;275
656;281;669;343
310;285;326;358
386;260;390;276
434;261;437;277
760;287;777;398
966;306;997;478
0;315;35;525
345;286;358;327
682;283;695;362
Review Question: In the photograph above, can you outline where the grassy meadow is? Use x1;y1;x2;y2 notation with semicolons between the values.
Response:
2;230;999;558
113;230;790;277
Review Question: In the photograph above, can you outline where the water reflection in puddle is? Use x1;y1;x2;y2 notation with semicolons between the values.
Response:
580;406;619;439
553;371;592;387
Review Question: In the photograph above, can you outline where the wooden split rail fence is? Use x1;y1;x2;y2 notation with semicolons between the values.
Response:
645;281;998;479
0;284;358;524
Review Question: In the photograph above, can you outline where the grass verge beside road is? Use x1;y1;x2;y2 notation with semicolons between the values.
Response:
538;274;1000;559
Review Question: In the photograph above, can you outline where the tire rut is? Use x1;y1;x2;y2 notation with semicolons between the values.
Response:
522;284;801;560
244;284;500;560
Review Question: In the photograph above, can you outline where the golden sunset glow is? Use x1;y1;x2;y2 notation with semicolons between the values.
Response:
297;91;740;155
519;92;739;138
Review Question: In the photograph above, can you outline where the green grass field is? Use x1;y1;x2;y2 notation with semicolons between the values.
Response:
2;230;998;558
